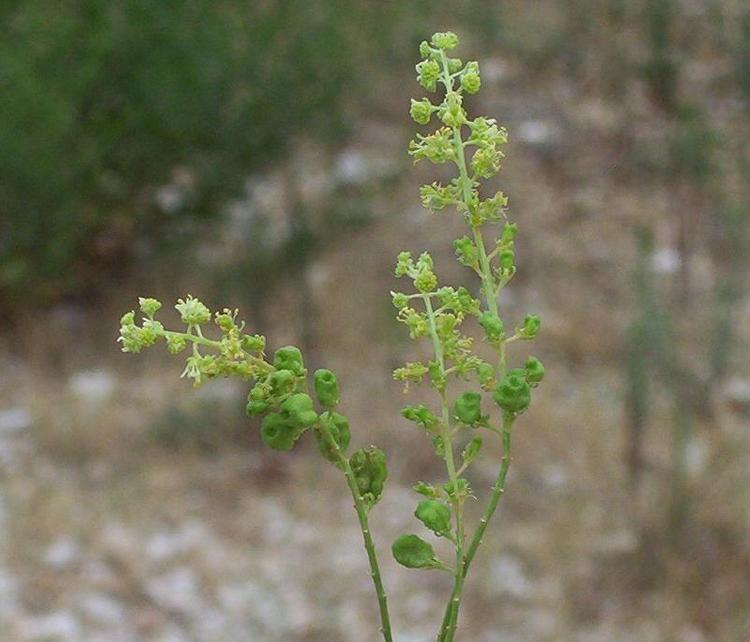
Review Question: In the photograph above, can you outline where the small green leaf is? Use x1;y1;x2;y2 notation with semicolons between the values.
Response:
414;500;452;535
461;437;482;467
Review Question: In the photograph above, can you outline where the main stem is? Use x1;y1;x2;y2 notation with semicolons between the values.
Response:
319;423;393;642
436;49;512;642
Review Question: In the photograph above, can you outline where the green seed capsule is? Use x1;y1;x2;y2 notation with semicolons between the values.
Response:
315;411;351;462
350;447;388;506
519;314;541;339
273;346;305;375
493;368;531;414
280;393;318;428
313;369;340;408
260;413;302;451
454;391;482;425
268;369;295;396
524;356;545;386
392;534;437;569
415;500;451;535
246;400;269;417
479;311;504;341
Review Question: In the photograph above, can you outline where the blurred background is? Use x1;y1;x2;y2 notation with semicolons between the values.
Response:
1;1;749;640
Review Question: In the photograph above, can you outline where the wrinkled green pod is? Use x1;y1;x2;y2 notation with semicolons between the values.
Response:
260;413;303;451
315;411;351;462
493;368;531;414
524;356;545;386
313;368;340;408
415;499;451;535
350;447;388;506
280;393;318;428
273;346;305;375
392;534;437;568
454;391;482;425
479;311;504;341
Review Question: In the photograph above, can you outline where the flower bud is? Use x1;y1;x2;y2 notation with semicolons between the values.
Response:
166;334;187;354
416;59;440;92
241;334;266;352
460;62;481;94
313;368;339;408
260;412;302;451
392;534;438;568
431;31;459;51
415;500;451;535
419;40;432;59
139;297;162;318
454;391;482;425
477;362;495;388
410;98;433;125
524;356;545;386
273;345;305;375
519;314;541;339
493;369;531;414
401;404;438;431
479;311;504;342
499;249;514;270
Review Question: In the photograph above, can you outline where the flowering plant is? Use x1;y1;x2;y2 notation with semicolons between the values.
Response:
119;31;543;641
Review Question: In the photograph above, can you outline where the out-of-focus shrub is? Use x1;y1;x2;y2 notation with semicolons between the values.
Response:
0;1;368;304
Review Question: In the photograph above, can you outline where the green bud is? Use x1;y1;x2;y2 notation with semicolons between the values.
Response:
410;98;433;125
499;249;515;270
392;534;438;569
313;368;340;408
416;59;440;92
461;436;482;466
454;236;478;268
175;295;211;325
273;346;305;375
241;334;266;352
350;447;388;506
315;411;351;462
419;40;433;59
479;311;504;342
280;393;318;428
214;308;237;332
454;391;482;425
401;405;438;431
500;222;518;245
493;369;531;414
447;57;463;73
519;314;541;339
524;356;545;386
415;500;451;535
166;333;187;354
260;412;303;451
395;251;414;277
139;297;162;318
391;291;409;310
443;477;470;499
477;362;495;388
413;481;440;498
246;399;269;417
460;61;481;94
431;31;459;51
438;92;466;128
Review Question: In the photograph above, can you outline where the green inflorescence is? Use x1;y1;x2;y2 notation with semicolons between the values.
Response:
118;30;545;642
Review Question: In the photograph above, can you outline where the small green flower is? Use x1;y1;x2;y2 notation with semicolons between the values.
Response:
166;333;187;354
139;297;162;319
401;404;439;431
410;98;433;125
416;59;440;91
431;31;459;51
175;295;211;325
460;61;481;94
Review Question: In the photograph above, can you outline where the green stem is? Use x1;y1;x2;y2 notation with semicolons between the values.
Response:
318;422;394;642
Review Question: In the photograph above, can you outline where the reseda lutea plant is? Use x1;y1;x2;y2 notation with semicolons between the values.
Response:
118;32;544;642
